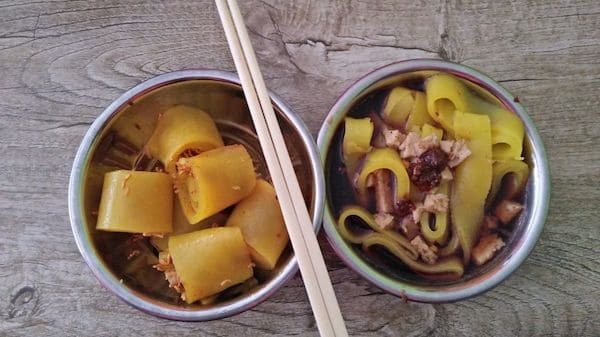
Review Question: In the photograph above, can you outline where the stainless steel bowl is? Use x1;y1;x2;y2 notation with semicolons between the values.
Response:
317;59;550;302
69;70;324;320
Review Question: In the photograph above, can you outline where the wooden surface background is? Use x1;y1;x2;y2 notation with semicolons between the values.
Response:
1;0;598;336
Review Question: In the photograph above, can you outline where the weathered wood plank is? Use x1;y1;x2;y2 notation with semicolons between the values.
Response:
0;0;598;336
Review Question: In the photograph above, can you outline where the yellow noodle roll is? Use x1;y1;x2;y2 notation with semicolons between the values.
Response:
96;170;173;234
168;227;253;303
175;144;256;224
226;180;289;270
146;105;224;172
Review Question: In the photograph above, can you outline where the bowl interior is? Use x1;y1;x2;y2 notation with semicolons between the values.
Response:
320;65;547;301
76;76;318;315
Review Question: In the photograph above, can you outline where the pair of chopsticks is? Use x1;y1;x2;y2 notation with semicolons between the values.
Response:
215;1;348;336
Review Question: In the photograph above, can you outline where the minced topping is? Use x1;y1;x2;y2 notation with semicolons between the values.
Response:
399;132;439;159
398;216;419;240
410;235;438;264
423;192;449;213
494;200;524;224
441;167;453;181
382;128;406;149
374;212;395;230
153;252;186;299
440;139;471;167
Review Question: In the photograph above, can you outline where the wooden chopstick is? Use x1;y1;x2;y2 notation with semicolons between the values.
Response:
215;1;348;336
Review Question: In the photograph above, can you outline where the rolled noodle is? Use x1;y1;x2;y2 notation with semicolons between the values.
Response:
356;148;411;200
146;105;224;172
488;159;529;206
175;144;256;224
169;227;253;303
96;170;173;234
426;74;524;161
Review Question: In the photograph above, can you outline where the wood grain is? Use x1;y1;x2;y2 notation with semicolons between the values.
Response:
0;0;598;336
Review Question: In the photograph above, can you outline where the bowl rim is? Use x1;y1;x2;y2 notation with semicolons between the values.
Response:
68;69;325;320
316;58;550;303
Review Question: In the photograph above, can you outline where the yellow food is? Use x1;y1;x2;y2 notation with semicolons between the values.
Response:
488;159;529;204
450;111;493;263
406;91;435;131
420;181;450;245
420;123;444;141
226;180;288;270
383;87;434;130
356;148;410;200
151;200;228;251
342;117;373;173
168;227;253;304
96;170;173;234
362;233;464;277
175;144;256;224
426;74;524;160
336;73;528;276
337;206;418;259
146;105;224;172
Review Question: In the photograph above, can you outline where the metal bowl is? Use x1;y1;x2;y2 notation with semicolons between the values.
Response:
69;70;324;320
317;59;550;302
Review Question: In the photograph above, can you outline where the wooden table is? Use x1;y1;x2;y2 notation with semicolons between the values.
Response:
1;1;598;336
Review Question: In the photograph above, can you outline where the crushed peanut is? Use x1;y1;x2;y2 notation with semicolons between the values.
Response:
374;213;395;230
399;132;439;158
382;128;406;149
472;234;505;266
153;253;186;296
423;192;449;213
410;235;438;264
440;139;471;167
495;200;524;224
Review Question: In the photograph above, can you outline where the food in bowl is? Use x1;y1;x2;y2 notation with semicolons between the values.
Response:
94;104;289;304
333;73;529;279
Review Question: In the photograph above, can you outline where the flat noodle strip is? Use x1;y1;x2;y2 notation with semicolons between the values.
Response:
451;111;493;263
169;227;253;304
342;117;374;174
382;87;415;127
337;206;418;259
406;91;434;131
362;233;464;277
